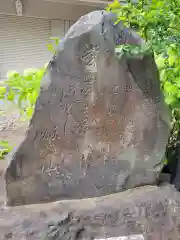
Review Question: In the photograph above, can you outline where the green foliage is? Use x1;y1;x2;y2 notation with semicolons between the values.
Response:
0;68;45;159
0;86;6;99
107;0;180;165
107;0;180;107
0;67;44;159
47;37;61;54
115;43;151;58
0;140;12;160
3;68;46;120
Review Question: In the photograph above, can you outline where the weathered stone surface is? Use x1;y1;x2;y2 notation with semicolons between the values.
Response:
5;10;170;206
0;185;180;239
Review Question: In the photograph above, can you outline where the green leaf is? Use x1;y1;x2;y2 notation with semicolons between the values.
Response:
7;88;15;102
165;95;176;106
0;140;12;160
156;55;165;69
106;0;121;11
0;86;6;99
164;81;177;93
47;44;55;54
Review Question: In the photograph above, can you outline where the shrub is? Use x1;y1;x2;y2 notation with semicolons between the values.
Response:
4;67;46;119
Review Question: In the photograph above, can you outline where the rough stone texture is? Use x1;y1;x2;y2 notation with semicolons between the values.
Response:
5;10;170;206
0;185;180;239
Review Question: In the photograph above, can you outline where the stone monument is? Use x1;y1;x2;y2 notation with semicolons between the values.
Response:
5;10;170;206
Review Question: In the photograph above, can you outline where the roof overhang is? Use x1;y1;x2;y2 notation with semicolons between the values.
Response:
0;0;110;20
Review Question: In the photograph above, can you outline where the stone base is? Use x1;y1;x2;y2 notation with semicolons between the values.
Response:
0;184;180;239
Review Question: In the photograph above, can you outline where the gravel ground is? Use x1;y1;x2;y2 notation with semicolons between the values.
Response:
0;103;28;146
0;103;29;205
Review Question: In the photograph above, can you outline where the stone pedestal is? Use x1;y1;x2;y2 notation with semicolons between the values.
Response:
0;185;180;239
